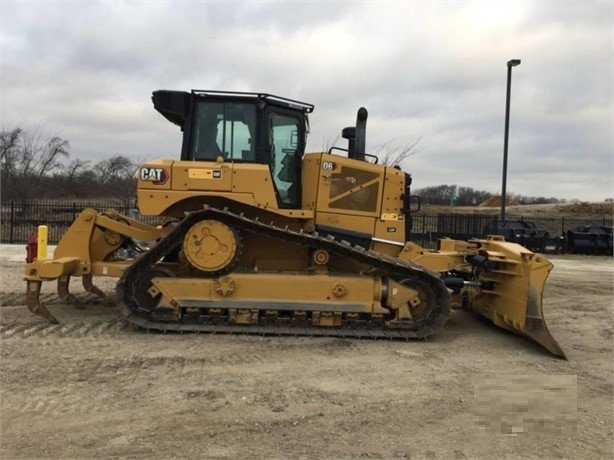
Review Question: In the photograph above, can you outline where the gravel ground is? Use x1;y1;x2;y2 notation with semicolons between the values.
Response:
1;245;612;459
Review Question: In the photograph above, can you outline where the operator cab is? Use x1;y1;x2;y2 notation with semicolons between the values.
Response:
152;90;313;208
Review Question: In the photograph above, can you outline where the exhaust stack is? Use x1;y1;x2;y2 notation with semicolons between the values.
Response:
342;107;368;161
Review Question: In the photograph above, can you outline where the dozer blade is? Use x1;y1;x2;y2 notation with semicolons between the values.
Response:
469;241;566;359
401;238;565;358
521;299;566;359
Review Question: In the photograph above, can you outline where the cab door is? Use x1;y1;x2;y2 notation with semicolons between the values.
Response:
263;107;305;208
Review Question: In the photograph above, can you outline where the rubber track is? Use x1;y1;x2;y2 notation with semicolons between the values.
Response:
117;206;451;339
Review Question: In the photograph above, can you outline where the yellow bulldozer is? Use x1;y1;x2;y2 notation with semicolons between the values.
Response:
24;90;565;358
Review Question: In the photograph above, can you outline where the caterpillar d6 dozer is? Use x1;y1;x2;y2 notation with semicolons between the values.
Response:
24;90;565;358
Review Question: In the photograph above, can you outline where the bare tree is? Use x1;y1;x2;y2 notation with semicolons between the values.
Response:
59;159;91;197
93;155;137;206
319;134;422;169
34;136;70;179
94;155;135;185
320;135;341;153
1;128;23;185
64;159;90;181
1;126;70;201
375;136;423;167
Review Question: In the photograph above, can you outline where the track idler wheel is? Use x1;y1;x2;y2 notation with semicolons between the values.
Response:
385;278;444;334
131;267;175;313
182;219;240;274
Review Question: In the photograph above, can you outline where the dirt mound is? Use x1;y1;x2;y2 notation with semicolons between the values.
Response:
560;202;614;216
479;196;519;207
425;202;613;219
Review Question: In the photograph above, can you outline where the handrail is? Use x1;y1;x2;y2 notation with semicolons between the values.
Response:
327;146;379;164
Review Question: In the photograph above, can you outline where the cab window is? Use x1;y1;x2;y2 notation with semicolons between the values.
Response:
270;113;300;206
191;101;256;161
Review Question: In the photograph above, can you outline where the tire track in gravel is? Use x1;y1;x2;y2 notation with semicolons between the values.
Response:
1;292;25;306
3;319;281;371
3;353;240;418
1;318;128;339
8;374;121;418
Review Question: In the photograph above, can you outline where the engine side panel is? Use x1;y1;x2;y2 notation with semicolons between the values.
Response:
136;159;313;220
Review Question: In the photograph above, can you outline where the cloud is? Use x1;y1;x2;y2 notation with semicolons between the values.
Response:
2;0;611;200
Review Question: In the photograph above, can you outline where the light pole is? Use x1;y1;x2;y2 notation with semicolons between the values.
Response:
501;58;521;224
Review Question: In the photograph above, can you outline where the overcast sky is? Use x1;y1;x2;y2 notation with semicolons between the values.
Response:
2;1;612;201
